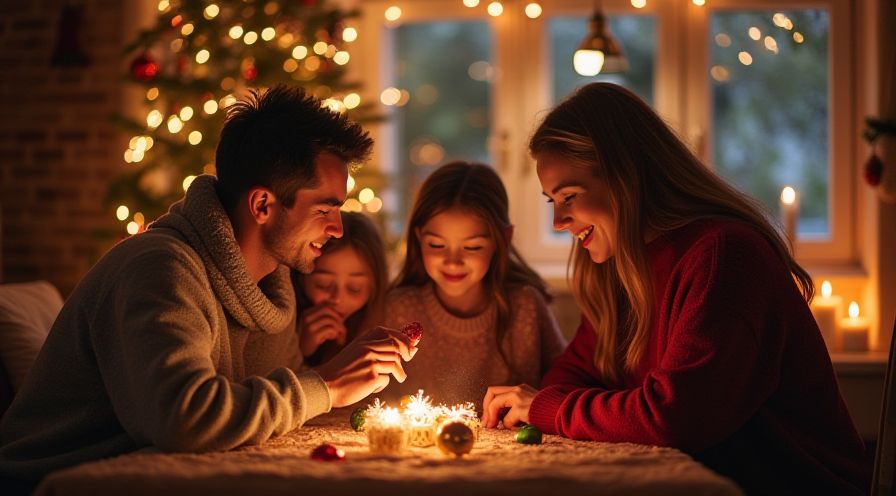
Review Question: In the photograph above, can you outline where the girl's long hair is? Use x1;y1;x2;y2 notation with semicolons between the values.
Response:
529;83;813;386
294;211;388;355
393;162;551;371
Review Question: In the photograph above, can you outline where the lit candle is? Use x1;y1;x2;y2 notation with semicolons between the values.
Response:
404;390;437;447
810;280;842;351
839;301;869;352
365;401;409;455
780;186;799;243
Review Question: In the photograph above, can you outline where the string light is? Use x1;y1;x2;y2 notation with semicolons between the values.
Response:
793;32;804;43
714;33;731;47
342;27;358;42
243;31;258;45
146;110;163;129
179;106;194;121
384;6;402;22
366;197;383;213
204;4;219;19
631;0;647;8
358;188;375;204
126;222;140;235
381;87;402;106
146;87;159;101
183;176;196;191
487;1;503;16
346;175;356;192
692;0;706;5
203;99;218;114
167;115;184;133
313;41;328;55
344;93;361;109
524;3;542;18
748;27;761;40
116;205;130;221
463;0;479;7
737;51;753;65
157;0;169;12
229;25;244;39
764;36;778;53
188;131;203;145
261;27;276;41
333;51;350;65
181;23;194;36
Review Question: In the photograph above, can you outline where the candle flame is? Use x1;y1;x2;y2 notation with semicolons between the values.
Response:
821;280;832;298
781;186;797;205
848;301;860;319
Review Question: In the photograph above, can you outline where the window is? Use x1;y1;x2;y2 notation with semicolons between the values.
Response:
358;0;855;268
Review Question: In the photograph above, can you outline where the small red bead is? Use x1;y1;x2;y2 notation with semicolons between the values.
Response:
401;321;424;342
310;443;345;461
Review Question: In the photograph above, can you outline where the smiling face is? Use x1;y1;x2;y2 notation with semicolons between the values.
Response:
263;151;348;273
416;207;496;315
302;246;372;319
536;151;617;264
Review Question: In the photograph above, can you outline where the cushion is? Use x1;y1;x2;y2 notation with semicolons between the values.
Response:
0;281;63;393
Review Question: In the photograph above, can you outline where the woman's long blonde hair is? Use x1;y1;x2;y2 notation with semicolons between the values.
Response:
529;83;813;385
393;162;551;372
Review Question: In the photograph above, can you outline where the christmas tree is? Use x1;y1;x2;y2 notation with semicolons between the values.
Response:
111;0;382;235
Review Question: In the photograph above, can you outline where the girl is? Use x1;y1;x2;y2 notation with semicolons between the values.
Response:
481;83;870;495
383;162;567;406
292;211;388;367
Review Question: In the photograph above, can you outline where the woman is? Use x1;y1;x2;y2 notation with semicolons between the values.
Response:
482;83;870;495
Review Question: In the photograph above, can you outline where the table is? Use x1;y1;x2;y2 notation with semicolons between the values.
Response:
36;409;744;496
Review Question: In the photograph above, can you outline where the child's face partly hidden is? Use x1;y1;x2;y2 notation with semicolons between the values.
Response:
302;246;372;319
417;207;496;313
535;151;617;264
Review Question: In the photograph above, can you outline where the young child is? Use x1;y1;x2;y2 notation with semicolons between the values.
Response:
292;211;388;367
382;161;567;406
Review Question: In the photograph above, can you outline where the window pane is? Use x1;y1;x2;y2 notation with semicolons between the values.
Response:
549;15;656;105
394;22;493;216
710;10;829;237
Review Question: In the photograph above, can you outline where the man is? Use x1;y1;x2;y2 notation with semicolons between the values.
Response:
0;86;414;489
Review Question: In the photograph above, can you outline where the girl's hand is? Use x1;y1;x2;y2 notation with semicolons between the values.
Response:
299;304;347;357
481;384;538;429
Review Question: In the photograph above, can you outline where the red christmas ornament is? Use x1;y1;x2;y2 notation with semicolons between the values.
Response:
401;321;424;342
310;443;345;461
865;153;884;186
243;65;258;81
130;52;159;82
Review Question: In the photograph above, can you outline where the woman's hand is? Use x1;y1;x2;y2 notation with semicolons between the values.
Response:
481;384;539;429
298;304;347;357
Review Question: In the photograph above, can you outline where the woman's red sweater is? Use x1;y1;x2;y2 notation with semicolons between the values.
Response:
529;220;871;495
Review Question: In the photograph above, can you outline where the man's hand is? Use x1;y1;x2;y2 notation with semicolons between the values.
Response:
481;384;538;429
299;304;347;357
316;327;417;408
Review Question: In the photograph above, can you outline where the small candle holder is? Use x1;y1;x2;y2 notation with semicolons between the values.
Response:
404;390;437;447
365;401;409;455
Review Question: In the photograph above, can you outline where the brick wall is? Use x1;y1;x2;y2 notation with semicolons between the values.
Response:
0;0;125;295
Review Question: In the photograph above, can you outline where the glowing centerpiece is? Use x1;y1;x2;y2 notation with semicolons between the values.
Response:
439;402;481;440
365;399;409;455
404;390;438;447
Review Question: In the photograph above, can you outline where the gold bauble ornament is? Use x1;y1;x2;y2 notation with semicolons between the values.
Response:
436;421;475;457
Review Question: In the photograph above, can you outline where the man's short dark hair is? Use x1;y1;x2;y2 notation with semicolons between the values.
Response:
215;85;373;212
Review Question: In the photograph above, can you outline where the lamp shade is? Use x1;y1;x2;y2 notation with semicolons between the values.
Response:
574;10;628;76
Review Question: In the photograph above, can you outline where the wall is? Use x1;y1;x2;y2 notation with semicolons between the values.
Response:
0;0;125;295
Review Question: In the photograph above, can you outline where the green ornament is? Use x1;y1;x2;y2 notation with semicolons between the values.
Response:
350;407;367;432
515;424;543;445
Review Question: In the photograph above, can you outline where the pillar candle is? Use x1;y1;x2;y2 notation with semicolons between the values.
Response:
839;301;869;352
810;280;842;351
780;186;799;243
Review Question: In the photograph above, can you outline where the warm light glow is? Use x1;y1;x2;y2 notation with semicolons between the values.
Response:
715;33;731;47
157;0;169;12
793;32;804;43
261;27;276;41
366;197;383;213
781;186;796;205
283;59;299;72
344;93;361;109
692;0;706;5
116;205;129;221
573;49;605;76
183;175;196;191
358;188;375;204
167;116;184;133
487;1;503;16
524;3;542;18
204;4;220;19
229;25;244;39
631;0;646;8
333;51;350;65
313;41;328;55
380;87;402;106
126;222;140;235
181;23;194;36
764;36;778;53
821;280;832;299
783;19;793;30
342;198;363;212
342;27;358;42
146;87;159;101
710;65;730;82
203;99;218;114
188;131;202;145
384;6;402;22
244;31;258;45
463;0;479;6
292;45;308;59
848;301;860;319
195;49;210;64
737;51;753;65
321;98;346;113
748;27;761;40
134;212;145;225
147;110;163;129
179;106;194;121
221;94;237;108
304;56;321;71
346;175;356;192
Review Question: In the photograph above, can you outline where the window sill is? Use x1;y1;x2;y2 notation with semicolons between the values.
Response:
830;351;889;375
